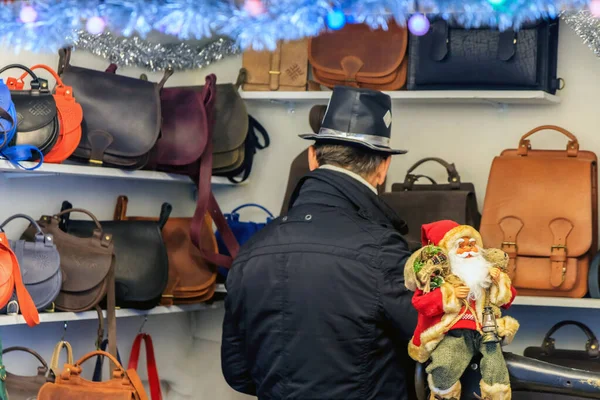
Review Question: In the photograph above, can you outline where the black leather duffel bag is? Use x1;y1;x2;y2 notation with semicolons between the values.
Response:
407;18;561;93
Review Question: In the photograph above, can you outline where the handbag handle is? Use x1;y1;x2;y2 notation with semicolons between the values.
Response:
54;208;103;231
0;213;44;235
128;333;162;400
73;350;124;371
231;203;275;219
3;346;49;376
0;64;42;90
541;320;599;358
517;125;579;157
16;64;67;91
403;157;461;190
49;340;73;381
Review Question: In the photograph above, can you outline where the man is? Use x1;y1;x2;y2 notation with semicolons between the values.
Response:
221;86;418;400
406;221;518;400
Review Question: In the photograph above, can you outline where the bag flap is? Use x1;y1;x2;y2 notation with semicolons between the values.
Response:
213;85;248;154
309;22;407;79
65;220;168;302
61;65;160;158
242;39;308;87
158;87;206;165
9;239;60;285
480;154;595;257
11;92;57;132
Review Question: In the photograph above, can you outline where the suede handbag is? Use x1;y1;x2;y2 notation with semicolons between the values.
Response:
3;346;49;400
0;214;61;312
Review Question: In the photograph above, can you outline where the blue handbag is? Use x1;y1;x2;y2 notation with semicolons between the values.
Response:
216;203;274;277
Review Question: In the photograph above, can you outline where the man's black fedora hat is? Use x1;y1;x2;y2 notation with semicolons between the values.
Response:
299;86;407;155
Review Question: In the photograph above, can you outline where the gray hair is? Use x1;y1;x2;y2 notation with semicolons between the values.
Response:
313;142;388;177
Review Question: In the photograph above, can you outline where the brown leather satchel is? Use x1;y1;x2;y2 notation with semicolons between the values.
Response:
308;22;408;90
114;196;217;305
480;125;598;298
242;39;308;91
3;346;49;400
37;350;148;400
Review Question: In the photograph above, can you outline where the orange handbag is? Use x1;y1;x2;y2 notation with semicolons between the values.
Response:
37;350;148;400
7;64;83;163
0;232;39;327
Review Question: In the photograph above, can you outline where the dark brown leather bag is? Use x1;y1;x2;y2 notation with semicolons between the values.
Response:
309;22;408;90
37;350;148;400
3;346;49;400
524;321;600;372
380;157;481;251
114;196;217;305
480;125;598;298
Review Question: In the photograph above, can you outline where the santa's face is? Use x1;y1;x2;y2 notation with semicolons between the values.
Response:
448;236;492;301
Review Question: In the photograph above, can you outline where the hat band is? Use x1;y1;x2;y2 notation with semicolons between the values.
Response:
317;127;390;147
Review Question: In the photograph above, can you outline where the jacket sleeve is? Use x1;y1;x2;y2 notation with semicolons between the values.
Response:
221;262;256;396
377;232;418;341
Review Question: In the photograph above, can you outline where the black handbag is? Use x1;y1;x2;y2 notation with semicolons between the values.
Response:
59;200;171;310
0;64;59;158
407;18;561;93
57;48;170;169
380;157;481;251
524;320;600;372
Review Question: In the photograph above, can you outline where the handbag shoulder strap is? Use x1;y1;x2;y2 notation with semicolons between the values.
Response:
128;333;161;400
189;74;240;268
227;115;271;184
93;339;122;382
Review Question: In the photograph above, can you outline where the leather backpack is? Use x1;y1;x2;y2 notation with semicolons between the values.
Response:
114;196;217;305
309;22;408;90
37;350;148;400
3;346;49;400
480;125;598;298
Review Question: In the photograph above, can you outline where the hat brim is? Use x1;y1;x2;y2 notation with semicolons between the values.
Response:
298;133;407;155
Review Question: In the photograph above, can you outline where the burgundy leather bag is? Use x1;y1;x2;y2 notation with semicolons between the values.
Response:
148;74;239;267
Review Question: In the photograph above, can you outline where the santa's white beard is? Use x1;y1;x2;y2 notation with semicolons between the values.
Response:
448;250;492;301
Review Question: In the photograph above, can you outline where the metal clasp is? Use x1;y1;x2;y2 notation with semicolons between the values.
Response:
6;300;19;316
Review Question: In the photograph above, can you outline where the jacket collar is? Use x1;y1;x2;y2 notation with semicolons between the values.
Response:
288;168;408;235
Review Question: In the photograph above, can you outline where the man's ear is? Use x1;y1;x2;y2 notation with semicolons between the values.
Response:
308;145;319;171
375;156;392;186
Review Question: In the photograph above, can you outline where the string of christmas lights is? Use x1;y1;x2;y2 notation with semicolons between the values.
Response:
0;0;595;54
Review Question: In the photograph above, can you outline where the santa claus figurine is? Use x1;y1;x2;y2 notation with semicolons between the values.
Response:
405;220;519;400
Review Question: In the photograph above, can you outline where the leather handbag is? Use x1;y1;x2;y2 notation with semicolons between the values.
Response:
59;200;170;310
148;73;239;270
0;78;17;152
22;208;116;312
215;204;274;279
114;195;218;306
524;321;600;372
128;333;162;400
480;125;598;298
309;22;408;90
8;64;83;163
242;39;308;91
380;157;481;252
407;18;561;93
0;214;61;312
57;48;169;169
0;64;59;158
37;350;149;400
3;346;49;400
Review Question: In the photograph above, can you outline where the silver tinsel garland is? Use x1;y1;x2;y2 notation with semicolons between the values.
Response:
72;31;241;72
561;10;600;57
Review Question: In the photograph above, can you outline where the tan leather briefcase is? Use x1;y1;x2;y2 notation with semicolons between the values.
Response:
308;22;408;90
480;125;598;298
242;39;308;91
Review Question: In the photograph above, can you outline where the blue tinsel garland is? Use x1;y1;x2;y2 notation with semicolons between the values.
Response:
0;0;592;53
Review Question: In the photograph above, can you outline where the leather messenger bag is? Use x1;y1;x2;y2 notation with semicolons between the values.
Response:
3;346;49;400
480;125;598;298
308;22;408;90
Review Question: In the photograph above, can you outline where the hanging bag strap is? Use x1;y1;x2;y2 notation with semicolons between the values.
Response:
49;340;73;381
128;333;162;400
93;339;122;382
189;74;240;268
230;203;275;219
227;115;271;184
0;232;38;327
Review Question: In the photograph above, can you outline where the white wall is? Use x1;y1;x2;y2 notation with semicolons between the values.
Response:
0;19;599;397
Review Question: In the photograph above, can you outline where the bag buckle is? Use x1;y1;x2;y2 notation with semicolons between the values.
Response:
89;159;103;165
501;241;517;252
45;302;55;313
6;300;19;316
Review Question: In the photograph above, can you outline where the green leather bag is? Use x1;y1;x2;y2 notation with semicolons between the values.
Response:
0;338;8;400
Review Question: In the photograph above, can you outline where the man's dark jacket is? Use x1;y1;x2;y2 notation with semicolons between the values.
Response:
221;168;419;400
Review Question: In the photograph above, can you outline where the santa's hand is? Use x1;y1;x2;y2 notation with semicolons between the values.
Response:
454;285;470;299
489;267;501;282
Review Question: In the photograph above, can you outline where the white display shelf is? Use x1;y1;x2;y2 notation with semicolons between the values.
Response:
0;302;223;327
512;296;600;309
240;90;560;106
0;160;243;186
